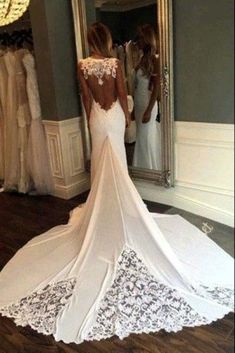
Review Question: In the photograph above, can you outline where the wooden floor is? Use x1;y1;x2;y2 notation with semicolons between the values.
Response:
0;192;234;353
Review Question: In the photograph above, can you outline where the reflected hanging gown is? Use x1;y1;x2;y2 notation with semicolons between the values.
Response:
0;57;233;345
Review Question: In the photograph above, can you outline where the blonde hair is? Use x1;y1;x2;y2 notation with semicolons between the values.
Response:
137;24;159;77
87;22;113;58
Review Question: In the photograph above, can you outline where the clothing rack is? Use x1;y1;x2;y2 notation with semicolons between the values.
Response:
0;28;33;48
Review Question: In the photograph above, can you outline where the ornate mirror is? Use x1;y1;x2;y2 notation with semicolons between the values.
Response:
71;0;174;187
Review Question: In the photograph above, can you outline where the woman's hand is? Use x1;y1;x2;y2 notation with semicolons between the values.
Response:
142;110;151;124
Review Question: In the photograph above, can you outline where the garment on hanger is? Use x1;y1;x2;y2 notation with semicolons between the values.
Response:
3;51;20;191
0;51;6;181
15;48;32;193
0;27;53;195
23;53;54;195
0;96;4;181
117;45;127;87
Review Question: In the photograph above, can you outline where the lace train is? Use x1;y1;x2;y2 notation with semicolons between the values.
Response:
86;247;209;341
0;247;233;341
0;278;77;335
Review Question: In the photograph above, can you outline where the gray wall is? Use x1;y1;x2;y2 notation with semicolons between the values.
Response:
97;5;157;43
174;0;234;124
30;0;80;121
29;0;234;124
85;0;96;28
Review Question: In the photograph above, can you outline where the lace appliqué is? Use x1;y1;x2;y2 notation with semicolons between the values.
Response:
0;278;76;335
86;248;209;341
198;285;234;309
80;58;118;85
93;99;118;113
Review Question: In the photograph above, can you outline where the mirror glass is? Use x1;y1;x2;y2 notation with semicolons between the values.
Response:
95;0;162;172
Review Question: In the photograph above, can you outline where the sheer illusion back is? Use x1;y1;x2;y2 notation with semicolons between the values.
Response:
79;57;124;111
79;56;128;181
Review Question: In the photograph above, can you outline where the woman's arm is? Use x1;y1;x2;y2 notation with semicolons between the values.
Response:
116;60;131;127
142;56;160;124
77;62;92;124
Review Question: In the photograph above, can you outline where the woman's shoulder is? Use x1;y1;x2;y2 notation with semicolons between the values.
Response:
79;56;119;70
79;56;118;62
78;57;120;82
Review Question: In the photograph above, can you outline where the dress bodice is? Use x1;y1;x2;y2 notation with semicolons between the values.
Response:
79;57;118;85
0;55;8;90
79;57;121;111
135;68;151;97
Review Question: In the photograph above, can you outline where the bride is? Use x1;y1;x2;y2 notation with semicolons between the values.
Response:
0;22;233;345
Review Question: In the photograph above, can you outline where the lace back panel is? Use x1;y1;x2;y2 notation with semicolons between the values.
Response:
80;57;118;85
79;57;119;111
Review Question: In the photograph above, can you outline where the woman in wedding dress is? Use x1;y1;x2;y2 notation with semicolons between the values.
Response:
133;25;161;170
0;23;233;345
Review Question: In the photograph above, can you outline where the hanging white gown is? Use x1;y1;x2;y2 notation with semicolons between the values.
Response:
3;51;20;191
23;53;54;195
0;57;233;345
133;68;161;170
125;41;140;96
0;51;7;181
0;101;4;181
15;49;32;193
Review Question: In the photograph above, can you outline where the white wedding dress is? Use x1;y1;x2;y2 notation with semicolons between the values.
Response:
133;68;161;170
0;57;233;345
23;53;54;195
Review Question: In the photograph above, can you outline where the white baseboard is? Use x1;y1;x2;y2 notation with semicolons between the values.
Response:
136;122;234;227
135;181;234;227
53;173;90;200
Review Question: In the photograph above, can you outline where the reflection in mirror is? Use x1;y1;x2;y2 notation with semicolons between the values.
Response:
95;0;161;172
72;0;174;186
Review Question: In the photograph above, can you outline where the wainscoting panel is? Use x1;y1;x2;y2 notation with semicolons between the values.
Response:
175;122;234;195
135;122;234;227
43;117;90;199
47;133;64;179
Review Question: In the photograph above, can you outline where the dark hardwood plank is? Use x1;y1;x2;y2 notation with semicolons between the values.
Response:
0;192;234;353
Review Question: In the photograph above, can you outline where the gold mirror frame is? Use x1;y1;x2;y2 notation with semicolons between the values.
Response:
71;0;174;188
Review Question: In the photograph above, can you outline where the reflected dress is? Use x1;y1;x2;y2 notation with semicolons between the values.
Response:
133;68;161;170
